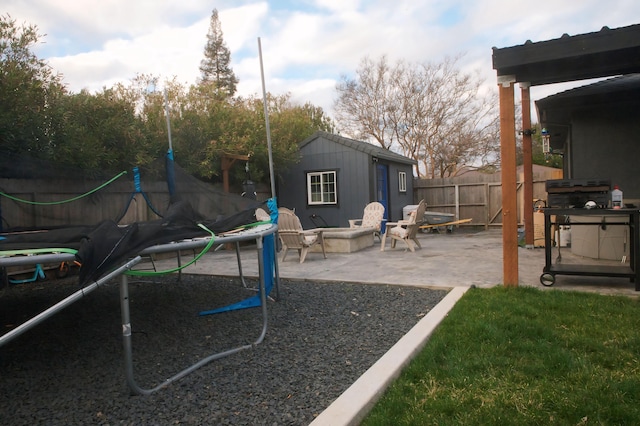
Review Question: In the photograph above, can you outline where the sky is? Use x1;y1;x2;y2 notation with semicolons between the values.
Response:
4;0;640;121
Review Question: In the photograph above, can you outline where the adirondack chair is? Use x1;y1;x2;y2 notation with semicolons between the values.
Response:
277;207;327;263
380;199;426;252
255;207;271;222
349;202;385;241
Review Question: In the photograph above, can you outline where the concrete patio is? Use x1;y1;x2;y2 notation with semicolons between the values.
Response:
153;228;638;297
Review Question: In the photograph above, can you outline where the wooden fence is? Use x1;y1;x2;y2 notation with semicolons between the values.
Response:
2;168;561;231
0;177;269;230
413;168;562;230
0;178;169;229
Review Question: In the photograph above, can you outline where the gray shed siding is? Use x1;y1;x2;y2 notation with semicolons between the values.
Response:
385;162;415;221
278;133;416;229
279;138;373;228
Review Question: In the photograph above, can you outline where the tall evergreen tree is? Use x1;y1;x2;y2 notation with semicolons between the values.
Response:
199;9;238;98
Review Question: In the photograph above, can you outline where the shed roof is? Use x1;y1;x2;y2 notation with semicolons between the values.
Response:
492;24;640;85
300;131;417;166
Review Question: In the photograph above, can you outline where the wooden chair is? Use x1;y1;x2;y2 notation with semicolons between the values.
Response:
349;202;385;241
277;207;327;263
381;200;427;252
255;207;271;222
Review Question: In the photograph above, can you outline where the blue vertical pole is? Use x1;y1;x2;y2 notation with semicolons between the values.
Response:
164;88;176;198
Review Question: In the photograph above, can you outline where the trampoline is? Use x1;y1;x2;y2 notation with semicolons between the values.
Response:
0;204;279;394
0;146;282;395
1;42;282;394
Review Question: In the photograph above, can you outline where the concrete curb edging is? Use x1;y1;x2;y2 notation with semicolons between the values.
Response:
309;286;469;426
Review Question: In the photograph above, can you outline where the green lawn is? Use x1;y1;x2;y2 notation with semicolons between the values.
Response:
362;286;640;425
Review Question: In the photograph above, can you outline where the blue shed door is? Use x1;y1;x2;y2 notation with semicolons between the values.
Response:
376;164;389;229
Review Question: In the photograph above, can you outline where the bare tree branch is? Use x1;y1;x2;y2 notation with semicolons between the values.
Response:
335;55;501;177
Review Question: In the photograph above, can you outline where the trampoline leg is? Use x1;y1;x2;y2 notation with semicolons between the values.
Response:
176;250;182;282
237;238;279;301
272;236;281;301
236;241;248;288
119;239;271;396
0;257;141;349
119;274;138;395
255;238;268;344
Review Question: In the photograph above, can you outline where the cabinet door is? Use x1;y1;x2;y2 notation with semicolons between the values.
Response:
570;216;599;258
570;215;629;261
598;216;629;261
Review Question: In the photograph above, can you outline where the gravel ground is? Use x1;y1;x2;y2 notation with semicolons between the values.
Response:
0;274;447;425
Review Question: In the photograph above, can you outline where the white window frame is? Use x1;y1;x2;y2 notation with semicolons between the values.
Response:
399;171;407;193
307;170;337;205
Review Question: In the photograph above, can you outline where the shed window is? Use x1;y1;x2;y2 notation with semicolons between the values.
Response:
399;171;407;192
307;171;337;205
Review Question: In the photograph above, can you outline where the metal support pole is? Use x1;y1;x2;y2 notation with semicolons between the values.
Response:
258;37;281;294
164;89;173;152
520;83;534;249
258;37;276;200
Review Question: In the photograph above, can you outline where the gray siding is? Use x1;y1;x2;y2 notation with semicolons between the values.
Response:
386;162;415;221
278;133;417;229
537;76;640;203
569;105;640;200
280;138;372;228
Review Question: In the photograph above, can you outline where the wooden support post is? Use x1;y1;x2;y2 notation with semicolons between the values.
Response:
220;153;250;193
520;83;534;249
499;77;518;287
220;152;251;251
221;157;233;194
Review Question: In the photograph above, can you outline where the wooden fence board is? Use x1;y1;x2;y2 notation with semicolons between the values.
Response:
413;171;559;230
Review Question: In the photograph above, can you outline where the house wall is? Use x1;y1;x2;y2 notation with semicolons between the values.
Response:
569;104;640;201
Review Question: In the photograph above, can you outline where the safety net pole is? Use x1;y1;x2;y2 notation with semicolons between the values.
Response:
258;37;280;298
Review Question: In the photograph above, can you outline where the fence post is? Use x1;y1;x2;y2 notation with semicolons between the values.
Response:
454;184;460;222
484;183;490;230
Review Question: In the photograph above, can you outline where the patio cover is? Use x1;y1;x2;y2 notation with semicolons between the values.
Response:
491;23;640;285
492;24;640;86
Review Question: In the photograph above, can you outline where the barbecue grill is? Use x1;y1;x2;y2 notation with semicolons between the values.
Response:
546;178;611;208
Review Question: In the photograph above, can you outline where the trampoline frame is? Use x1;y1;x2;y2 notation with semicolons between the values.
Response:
0;223;278;395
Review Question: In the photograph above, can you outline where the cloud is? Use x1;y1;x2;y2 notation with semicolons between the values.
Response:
46;19;209;92
5;0;640;118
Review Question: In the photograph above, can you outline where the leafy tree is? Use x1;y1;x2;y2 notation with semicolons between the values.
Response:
52;88;153;173
246;94;335;180
517;123;563;169
335;55;500;178
199;9;238;98
0;14;66;156
1;14;336;188
176;89;334;184
116;77;334;186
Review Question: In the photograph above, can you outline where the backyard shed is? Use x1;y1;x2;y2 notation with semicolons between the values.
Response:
277;131;417;229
